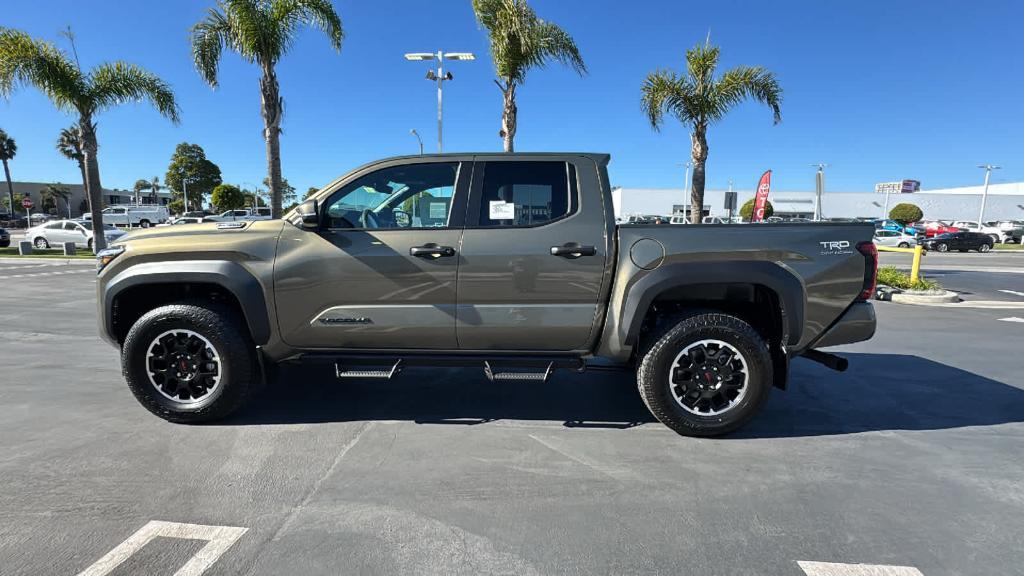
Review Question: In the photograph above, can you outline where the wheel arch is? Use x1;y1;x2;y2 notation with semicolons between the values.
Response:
103;261;271;346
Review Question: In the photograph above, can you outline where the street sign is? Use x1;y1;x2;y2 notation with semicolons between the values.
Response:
21;197;33;209
724;191;737;210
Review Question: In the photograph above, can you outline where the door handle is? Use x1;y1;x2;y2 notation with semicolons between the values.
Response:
550;243;597;258
410;244;456;258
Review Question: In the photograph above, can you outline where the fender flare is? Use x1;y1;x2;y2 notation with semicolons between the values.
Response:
103;260;271;345
619;261;806;347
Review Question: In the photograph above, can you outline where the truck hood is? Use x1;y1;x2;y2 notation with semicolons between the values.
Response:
114;220;281;245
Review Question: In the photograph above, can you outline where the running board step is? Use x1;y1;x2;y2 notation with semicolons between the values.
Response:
335;359;403;380
483;361;555;384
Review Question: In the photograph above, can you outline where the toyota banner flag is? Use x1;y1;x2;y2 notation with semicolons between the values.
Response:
751;170;772;222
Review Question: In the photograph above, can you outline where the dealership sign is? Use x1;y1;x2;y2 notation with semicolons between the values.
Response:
875;180;920;194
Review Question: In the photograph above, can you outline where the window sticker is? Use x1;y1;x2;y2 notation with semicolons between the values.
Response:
429;202;447;219
488;200;515;220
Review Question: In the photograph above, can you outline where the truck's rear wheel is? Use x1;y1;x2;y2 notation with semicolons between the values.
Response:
122;302;255;423
637;313;772;437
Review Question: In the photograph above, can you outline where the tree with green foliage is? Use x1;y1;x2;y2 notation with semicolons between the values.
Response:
740;198;773;221
211;183;245;212
40;183;71;217
0;27;179;250
889;203;923;225
263;176;296;206
641;39;782;223
472;0;586;152
165;142;222;212
191;0;343;219
305;186;318;199
0;128;16;219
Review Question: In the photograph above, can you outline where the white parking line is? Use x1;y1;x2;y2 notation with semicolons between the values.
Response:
0;263;60;271
998;316;1024;323
798;561;924;576
5;269;93;279
77;520;248;576
998;289;1024;298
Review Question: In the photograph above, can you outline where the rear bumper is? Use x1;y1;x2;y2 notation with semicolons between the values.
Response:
810;301;876;349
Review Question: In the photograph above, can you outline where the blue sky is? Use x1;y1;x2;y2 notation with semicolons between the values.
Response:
2;0;1022;195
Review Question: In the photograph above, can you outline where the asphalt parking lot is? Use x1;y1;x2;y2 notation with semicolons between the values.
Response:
1;256;1022;575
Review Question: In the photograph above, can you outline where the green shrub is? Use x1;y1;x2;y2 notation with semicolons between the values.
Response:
740;199;773;221
211;184;245;212
877;266;940;291
888;203;923;225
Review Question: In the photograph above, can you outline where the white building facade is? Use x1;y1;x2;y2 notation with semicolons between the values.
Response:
613;182;1024;222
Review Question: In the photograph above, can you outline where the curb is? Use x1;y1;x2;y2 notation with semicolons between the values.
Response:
0;257;95;266
889;290;960;305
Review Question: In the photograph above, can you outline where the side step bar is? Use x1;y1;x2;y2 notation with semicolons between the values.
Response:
801;349;848;372
335;359;403;380
483;361;555;384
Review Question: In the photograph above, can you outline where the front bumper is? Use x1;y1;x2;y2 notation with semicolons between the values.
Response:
811;301;877;349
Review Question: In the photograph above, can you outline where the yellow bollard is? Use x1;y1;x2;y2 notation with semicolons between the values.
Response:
910;244;923;283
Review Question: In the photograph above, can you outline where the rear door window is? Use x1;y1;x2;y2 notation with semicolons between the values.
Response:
474;161;577;227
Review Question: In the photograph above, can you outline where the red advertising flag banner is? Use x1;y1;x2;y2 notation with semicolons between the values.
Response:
752;170;772;222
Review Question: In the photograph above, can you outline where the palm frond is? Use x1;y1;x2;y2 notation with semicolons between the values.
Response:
640;70;692;130
472;0;585;85
87;62;180;123
0;27;85;113
56;125;84;162
716;65;782;124
191;7;233;87
273;0;344;53
534;21;586;76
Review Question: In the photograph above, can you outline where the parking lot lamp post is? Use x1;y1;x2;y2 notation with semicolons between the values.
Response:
410;129;424;155
404;51;475;153
977;164;1000;228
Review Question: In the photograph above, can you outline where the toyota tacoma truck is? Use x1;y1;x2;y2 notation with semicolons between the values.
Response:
96;153;877;436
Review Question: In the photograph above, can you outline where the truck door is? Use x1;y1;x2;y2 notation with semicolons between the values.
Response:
274;159;469;349
455;157;611;351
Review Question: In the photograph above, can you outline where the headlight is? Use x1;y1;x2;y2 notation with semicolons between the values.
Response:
96;245;125;273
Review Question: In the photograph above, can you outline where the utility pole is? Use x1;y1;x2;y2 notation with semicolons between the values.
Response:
404;51;475;153
811;163;828;221
977;164;1001;228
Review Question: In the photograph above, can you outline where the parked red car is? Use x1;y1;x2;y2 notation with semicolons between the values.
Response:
918;220;960;238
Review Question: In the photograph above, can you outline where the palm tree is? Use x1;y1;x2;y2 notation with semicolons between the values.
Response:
472;0;586;153
0;27;179;250
56;125;90;215
149;176;162;203
191;0;343;219
641;40;782;224
0;128;15;221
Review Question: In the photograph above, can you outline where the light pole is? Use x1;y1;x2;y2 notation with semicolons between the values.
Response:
811;163;828;221
404;50;475;153
410;129;423;155
977;164;1001;228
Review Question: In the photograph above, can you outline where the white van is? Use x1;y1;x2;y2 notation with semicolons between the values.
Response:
84;205;170;228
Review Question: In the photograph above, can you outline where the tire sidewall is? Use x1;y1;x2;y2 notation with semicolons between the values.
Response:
639;315;772;436
122;304;251;421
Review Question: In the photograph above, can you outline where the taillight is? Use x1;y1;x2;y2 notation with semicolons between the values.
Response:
856;241;878;301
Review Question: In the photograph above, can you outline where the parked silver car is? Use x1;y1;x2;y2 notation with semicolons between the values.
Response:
26;219;126;251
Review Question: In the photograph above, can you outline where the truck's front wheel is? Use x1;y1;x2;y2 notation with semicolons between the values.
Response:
637;313;772;437
122;302;255;423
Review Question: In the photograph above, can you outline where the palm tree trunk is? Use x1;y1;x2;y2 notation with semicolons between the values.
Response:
80;118;107;252
260;65;284;219
77;162;91;216
689;127;708;224
500;82;517;153
2;159;14;225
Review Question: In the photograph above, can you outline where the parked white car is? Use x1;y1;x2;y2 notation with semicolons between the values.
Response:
26;219;126;251
204;207;272;222
83;205;169;228
873;229;917;248
951;220;1016;244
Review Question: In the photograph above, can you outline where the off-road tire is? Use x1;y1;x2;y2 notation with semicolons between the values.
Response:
637;313;772;437
122;302;255;423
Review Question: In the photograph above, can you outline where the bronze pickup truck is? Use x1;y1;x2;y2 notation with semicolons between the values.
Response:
96;153;877;436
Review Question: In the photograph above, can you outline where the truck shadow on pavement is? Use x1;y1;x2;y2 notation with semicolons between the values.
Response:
231;353;1024;438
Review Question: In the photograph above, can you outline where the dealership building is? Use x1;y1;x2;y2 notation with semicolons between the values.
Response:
613;181;1024;222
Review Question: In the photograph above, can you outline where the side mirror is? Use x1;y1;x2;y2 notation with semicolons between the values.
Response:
291;198;319;230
